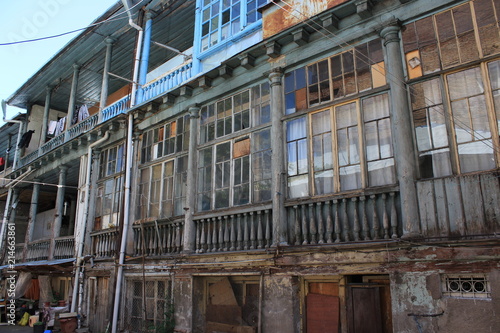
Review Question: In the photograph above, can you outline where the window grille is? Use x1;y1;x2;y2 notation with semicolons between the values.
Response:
442;275;491;299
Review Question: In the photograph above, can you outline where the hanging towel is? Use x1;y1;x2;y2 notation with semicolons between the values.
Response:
78;104;90;122
54;117;66;136
47;120;58;135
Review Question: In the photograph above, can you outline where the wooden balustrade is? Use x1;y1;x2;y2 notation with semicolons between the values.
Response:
194;208;272;253
90;228;120;259
286;191;400;245
26;239;50;261
54;236;75;259
133;219;184;256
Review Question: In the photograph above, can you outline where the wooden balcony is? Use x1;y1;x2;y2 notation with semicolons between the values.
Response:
133;218;184;256
54;236;75;259
26;239;50;261
90;228;120;259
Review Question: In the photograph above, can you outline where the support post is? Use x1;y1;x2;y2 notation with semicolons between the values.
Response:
380;22;421;237
100;37;116;113
183;106;200;253
269;68;288;246
41;86;53;144
50;165;68;259
66;64;80;130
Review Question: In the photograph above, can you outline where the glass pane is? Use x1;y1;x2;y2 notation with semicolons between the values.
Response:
286;117;306;141
288;175;308;198
365;121;379;161
339;165;361;191
451;99;473;144
336;102;357;129
418;148;452;178
368;159;396;186
363;94;389;121
314;170;334;195
448;67;484;100
429;106;448;149
458;141;495;173
348;126;360;164
297;139;308;174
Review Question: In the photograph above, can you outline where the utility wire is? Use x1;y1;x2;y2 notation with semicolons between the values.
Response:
0;0;146;46
272;0;500;156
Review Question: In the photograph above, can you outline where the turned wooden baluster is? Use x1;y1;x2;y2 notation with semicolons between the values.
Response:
294;205;301;245
352;197;360;241
301;204;309;245
257;211;264;249
325;201;333;243
218;216;224;251
199;219;207;253
360;196;370;240
243;213;250;250
334;200;341;242
317;202;324;244
371;194;380;240
390;192;398;238
265;209;271;248
342;199;350;242
230;215;236;251
237;214;243;250
309;203;317;245
382;194;390;239
250;212;256;249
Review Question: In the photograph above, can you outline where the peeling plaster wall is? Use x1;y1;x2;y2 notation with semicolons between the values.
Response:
391;270;500;333
262;275;301;333
174;275;193;332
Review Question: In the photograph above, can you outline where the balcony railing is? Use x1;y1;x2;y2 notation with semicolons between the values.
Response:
27;239;50;261
137;61;193;105
133;218;184;256
285;189;401;245
194;206;273;253
90;228;120;259
54;236;75;259
18;95;130;169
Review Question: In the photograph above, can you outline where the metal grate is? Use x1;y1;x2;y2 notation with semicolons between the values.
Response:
123;278;173;332
442;275;491;299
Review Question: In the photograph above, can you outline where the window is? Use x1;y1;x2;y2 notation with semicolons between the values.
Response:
136;157;188;220
141;115;189;164
442;274;491;299
410;62;500;177
402;0;500;79
95;144;125;229
286;94;395;198
197;134;271;211
200;0;266;52
124;278;172;331
285;39;386;114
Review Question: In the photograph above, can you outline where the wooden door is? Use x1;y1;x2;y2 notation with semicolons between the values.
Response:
348;287;383;333
88;277;110;333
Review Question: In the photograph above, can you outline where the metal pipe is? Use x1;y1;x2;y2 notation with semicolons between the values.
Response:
111;113;133;333
2;100;24;170
71;131;110;313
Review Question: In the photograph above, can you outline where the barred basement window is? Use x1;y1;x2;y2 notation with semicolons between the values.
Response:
442;275;491;299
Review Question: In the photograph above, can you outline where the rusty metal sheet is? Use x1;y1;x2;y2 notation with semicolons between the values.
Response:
263;0;349;38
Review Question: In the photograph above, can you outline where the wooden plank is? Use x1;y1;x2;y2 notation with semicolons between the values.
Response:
444;177;466;236
208;278;238;306
206;305;242;325
433;179;450;237
479;174;500;232
460;175;485;235
348;287;382;333
416;181;437;236
309;282;339;296
306;294;339;333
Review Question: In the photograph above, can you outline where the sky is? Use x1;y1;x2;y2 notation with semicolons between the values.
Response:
0;0;120;123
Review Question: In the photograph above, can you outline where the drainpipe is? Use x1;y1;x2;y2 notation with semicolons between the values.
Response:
121;0;144;107
111;113;133;333
2;100;24;170
71;131;110;314
0;167;33;255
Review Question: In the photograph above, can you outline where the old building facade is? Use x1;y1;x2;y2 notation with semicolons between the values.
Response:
1;0;500;332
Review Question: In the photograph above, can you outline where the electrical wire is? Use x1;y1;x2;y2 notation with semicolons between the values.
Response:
0;0;146;46
272;0;500;156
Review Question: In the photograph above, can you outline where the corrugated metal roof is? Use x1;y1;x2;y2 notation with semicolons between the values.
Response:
7;0;195;112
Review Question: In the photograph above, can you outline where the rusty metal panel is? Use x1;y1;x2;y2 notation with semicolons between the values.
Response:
460;175;486;234
263;0;349;39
